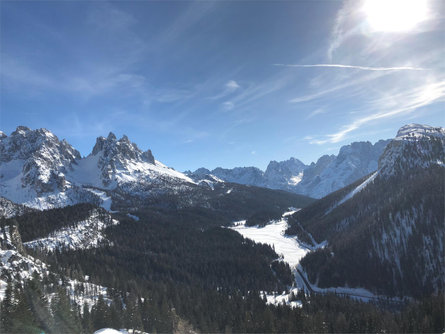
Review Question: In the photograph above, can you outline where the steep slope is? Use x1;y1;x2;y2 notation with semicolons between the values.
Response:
295;140;389;198
286;124;444;297
68;132;192;189
0;127;197;210
0;126;98;208
263;158;307;191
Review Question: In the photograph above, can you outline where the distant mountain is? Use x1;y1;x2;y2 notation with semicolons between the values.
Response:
286;124;445;298
188;140;390;198
295;139;390;198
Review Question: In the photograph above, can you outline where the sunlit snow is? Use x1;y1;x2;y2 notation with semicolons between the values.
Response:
230;210;309;267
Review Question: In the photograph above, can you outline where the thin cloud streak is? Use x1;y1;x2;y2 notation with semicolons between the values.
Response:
309;80;445;145
274;64;427;71
289;71;385;103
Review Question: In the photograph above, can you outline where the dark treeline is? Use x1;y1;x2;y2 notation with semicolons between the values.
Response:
1;274;443;333
3;200;443;333
0;203;98;242
288;166;444;298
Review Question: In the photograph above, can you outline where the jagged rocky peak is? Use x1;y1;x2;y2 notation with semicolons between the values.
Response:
265;157;306;176
378;124;445;176
1;126;80;162
191;168;211;176
91;132;155;164
0;126;81;194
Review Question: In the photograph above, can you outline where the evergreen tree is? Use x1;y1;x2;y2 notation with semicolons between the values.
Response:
0;278;15;333
51;288;81;334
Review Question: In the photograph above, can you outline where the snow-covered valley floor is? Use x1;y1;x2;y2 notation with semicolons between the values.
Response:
229;210;404;305
230;212;310;267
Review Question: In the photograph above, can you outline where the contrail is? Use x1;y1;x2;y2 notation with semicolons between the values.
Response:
274;63;427;71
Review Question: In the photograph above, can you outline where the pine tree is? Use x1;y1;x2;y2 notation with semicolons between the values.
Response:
0;278;15;332
51;288;81;334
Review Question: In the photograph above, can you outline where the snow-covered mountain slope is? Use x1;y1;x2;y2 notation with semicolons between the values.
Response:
187;159;307;191
0;224;48;298
187;166;265;187
0;127;196;210
0;126;97;209
24;209;119;252
189;140;389;198
68;132;193;189
295;140;389;198
286;124;445;298
263;158;307;190
378;124;445;176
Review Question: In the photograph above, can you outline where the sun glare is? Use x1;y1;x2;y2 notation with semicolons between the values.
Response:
363;0;429;32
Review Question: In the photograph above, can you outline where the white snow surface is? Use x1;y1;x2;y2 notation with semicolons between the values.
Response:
65;278;110;312
94;329;148;334
85;188;113;211
260;289;302;309
288;172;303;186
94;329;123;334
395;124;445;140
230;210;312;268
68;155;194;188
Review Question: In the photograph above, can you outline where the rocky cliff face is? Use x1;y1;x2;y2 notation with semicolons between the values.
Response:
296;140;390;198
0;126;80;195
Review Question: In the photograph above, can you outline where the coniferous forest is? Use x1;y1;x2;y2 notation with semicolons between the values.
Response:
1;204;444;333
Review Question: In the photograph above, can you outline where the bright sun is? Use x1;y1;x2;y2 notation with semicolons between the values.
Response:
363;0;429;32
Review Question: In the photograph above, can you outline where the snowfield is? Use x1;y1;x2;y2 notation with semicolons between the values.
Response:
230;211;310;267
229;209;399;304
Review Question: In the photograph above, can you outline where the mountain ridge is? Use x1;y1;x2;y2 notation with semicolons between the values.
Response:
188;139;390;198
286;123;445;297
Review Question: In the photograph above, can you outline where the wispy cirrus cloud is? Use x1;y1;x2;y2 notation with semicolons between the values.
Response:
306;108;326;119
274;63;427;71
308;80;445;144
209;80;241;100
289;71;384;103
226;80;240;90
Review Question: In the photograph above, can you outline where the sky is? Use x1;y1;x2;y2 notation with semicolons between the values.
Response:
1;0;444;171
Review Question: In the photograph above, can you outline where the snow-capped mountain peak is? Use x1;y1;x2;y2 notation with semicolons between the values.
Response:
77;132;190;188
0;126;81;198
395;123;445;141
0;127;194;209
378;124;444;176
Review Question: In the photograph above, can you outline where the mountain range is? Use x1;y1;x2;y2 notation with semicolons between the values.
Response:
187;139;390;198
0;123;444;333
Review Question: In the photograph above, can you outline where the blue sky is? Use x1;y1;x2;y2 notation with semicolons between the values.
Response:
1;0;444;171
